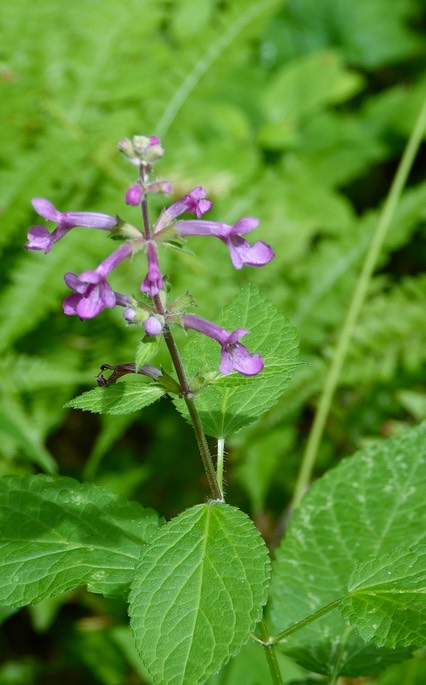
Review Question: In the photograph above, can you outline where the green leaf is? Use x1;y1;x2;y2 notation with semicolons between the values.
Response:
129;502;271;685
270;423;426;677
66;376;165;415
265;0;421;69
175;285;300;438
341;543;426;649
259;50;364;148
0;475;160;606
0;401;57;474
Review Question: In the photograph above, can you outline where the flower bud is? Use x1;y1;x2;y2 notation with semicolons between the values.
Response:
133;135;164;163
125;184;143;206
144;315;163;336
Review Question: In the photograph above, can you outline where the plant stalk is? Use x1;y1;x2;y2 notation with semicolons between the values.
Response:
140;181;222;501
216;438;225;496
258;618;285;685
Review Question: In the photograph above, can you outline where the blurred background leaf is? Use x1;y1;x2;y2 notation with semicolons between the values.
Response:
1;0;426;681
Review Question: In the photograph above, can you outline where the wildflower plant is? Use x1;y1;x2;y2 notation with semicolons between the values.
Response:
0;133;425;685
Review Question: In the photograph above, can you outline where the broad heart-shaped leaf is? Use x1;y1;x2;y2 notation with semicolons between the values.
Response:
66;376;165;415
341;543;426;648
129;502;271;685
269;423;426;678
174;285;300;438
0;475;160;606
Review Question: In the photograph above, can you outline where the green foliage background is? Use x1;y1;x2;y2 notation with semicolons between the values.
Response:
0;0;425;682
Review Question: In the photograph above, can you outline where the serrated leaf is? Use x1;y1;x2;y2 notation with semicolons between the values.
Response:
174;285;300;437
66;376;165;415
0;475;160;606
129;502;271;685
341;543;426;648
270;423;426;677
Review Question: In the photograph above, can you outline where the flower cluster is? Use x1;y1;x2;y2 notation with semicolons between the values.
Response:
25;135;274;379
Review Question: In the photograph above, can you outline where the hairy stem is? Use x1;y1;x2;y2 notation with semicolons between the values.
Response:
258;618;285;685
140;180;222;501
291;94;426;510
158;307;223;501
216;438;225;496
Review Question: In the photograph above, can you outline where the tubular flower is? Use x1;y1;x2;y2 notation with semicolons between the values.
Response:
96;362;163;387
141;242;164;297
63;242;133;319
175;216;274;269
154;186;212;234
182;314;264;376
25;198;117;254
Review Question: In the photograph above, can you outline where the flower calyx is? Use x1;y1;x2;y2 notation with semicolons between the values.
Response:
96;362;163;387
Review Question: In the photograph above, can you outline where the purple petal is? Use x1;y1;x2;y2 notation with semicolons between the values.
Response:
32;198;61;222
63;294;81;316
175;220;228;239
77;269;103;284
229;217;259;235
141;274;164;297
220;344;264;376
76;281;116;319
64;272;86;293
184;187;212;218
226;328;249;344
141;242;164;296
227;237;275;269
63;271;118;319
62;211;117;229
76;290;106;319
32;197;117;230
182;314;228;344
176;215;274;271
25;226;55;252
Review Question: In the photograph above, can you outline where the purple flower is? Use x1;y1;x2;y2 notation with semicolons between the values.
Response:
154;187;212;234
63;243;132;319
25;198;117;254
182;314;264;376
141;242;164;297
175;216;274;270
